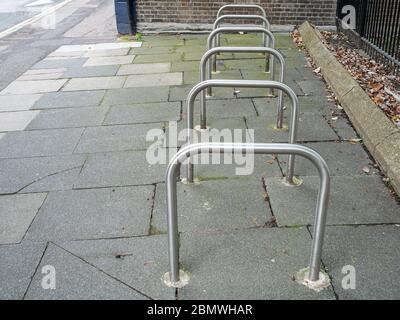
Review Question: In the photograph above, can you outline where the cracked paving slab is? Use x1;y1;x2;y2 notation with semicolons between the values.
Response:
57;235;176;300
0;242;46;300
25;243;147;300
0;154;86;194
0;193;47;244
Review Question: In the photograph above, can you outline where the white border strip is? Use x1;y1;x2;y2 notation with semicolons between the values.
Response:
0;0;74;39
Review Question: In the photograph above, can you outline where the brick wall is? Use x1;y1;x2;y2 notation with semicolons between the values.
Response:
136;0;337;27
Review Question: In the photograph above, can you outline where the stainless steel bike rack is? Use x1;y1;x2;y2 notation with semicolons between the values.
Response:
206;26;276;97
185;79;299;185
217;4;267;19
164;142;330;287
199;47;286;130
213;15;271;48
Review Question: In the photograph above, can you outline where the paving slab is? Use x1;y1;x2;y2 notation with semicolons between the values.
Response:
62;76;126;91
54;42;142;53
278;142;377;177
82;48;130;57
187;98;257;119
152;177;273;234
326;115;359;140
124;73;183;88
0;110;40;132
171;61;200;72
83;55;135;67
0;94;42;112
102;87;170;105
0;128;83;158
169;85;236;101
246;112;338;143
62;65;119;78
0;154;86;194
104;102;181;125
322;225;400;300
0;79;68;95
32;90;105;109
117;63;171;75
59;235;176;300
0;242;46;299
0;193;47;244
296;79;328;97
131;46;175;55
133;53;183;64
183;69;242;85
17;68;66;81
74;123;165;154
31;57;87;70
265;175;400;226
178;228;335;300
26;106;109;130
25;243;146;300
26;186;154;242
74;150;166;188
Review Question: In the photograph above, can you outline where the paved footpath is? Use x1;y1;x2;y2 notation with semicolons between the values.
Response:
0;31;399;300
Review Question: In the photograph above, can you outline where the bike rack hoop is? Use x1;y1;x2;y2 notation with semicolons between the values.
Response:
199;46;286;130
217;4;267;19
186;79;299;186
165;142;330;287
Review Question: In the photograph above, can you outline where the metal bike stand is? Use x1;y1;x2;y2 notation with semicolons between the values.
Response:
206;26;275;96
185;79;299;185
213;14;271;48
163;142;331;290
199;47;286;130
217;4;267;20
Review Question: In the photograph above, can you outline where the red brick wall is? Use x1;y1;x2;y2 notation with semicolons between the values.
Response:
136;0;337;26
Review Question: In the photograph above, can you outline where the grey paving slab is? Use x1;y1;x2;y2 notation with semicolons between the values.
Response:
0;128;84;158
278;142;378;177
265;175;400;226
183;98;257;119
153;177;273;234
74;150;166;188
322;225;400;300
83;55;135;67
32;90;105;110
178;228;335;300
31;57;87;70
74;123;165;154
25;244;147;300
246;112;338;143
62;76;126;91
25;186;154;241
59;235;176;300
117;63;171;75
169;85;236;101
82;48;130;57
26;106;109;130
296;80;327;96
0;155;86;194
0;193;47;244
102;87;170;105
171;61;200;72
327;115;359;140
0;79;68;95
131;46;175;55
183;69;242;85
0;94;42;112
0;242;46;299
17;68;66;81
104;102;181;125
62;65;119;78
124;73;183;88
0;110;40;132
133;53;183;64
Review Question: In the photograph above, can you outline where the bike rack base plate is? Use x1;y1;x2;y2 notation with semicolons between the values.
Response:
163;270;190;288
294;267;331;292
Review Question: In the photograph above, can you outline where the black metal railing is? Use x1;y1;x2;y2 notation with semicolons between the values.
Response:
336;0;400;74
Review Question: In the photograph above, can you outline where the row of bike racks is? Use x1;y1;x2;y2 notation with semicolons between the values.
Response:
163;4;332;292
